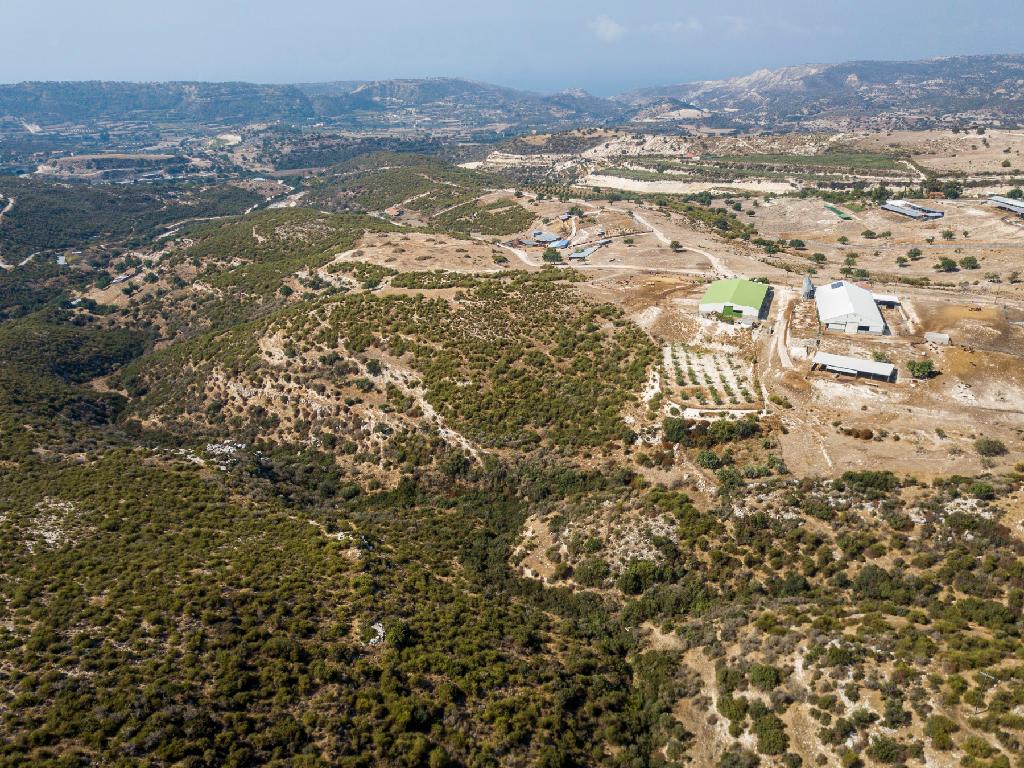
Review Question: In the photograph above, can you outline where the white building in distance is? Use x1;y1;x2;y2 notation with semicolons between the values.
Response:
815;280;885;334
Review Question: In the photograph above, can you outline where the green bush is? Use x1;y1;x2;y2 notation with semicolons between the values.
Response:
574;557;610;587
749;664;782;692
974;438;1007;457
752;713;789;755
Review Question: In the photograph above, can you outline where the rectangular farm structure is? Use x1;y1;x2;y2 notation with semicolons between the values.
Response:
881;200;944;221
811;352;896;382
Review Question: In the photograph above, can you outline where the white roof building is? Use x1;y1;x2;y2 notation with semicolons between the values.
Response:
811;352;895;381
990;195;1024;217
815;280;885;334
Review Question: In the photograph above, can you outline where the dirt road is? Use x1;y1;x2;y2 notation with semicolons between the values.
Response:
499;241;705;276
498;243;541;268
630;211;671;246
630;209;734;278
772;289;795;370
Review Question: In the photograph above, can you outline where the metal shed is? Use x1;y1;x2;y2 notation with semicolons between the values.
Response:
811;352;896;382
990;195;1024;217
881;200;944;220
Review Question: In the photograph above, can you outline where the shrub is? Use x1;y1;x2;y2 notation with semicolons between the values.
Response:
749;664;782;692
906;359;934;379
924;715;959;750
617;560;658;594
866;736;906;764
752;713;789;755
574;557;610;587
696;450;722;469
974;438;1007;457
718;749;760;768
717;694;749;722
968;482;995;500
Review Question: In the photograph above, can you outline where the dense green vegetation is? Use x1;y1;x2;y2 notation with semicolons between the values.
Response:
0;177;262;261
302;153;531;235
1;158;1023;768
185;208;395;296
714;151;904;172
116;270;656;452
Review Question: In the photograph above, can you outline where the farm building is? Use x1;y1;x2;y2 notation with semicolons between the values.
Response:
698;279;769;323
811;352;896;382
531;231;560;244
989;195;1024;217
568;246;599;261
815;280;885;334
881;199;944;220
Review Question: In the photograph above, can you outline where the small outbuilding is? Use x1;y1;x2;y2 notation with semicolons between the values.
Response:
698;278;770;323
871;293;900;308
815;280;885;334
802;275;816;300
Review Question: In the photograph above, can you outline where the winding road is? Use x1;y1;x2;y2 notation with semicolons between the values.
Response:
630;209;735;278
0;196;12;269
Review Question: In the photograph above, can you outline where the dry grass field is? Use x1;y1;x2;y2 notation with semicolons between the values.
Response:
749;196;1024;282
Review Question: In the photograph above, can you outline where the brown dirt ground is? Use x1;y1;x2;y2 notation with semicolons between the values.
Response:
749;196;1024;283
852;128;1024;175
337;231;508;273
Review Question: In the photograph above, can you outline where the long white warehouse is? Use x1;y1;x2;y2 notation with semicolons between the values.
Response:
815;280;885;334
811;352;896;381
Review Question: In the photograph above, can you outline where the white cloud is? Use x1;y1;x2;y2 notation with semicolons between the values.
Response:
588;15;626;42
722;15;752;38
668;17;705;35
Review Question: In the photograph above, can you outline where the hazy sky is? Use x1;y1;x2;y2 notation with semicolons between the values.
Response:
5;0;1024;94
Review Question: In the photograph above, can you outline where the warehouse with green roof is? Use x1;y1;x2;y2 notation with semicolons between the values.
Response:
698;279;770;324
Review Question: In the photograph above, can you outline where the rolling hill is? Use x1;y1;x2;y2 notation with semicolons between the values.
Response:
5;56;1024;131
619;54;1024;124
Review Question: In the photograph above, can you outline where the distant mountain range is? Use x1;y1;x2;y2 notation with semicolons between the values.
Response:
618;54;1024;123
0;78;622;130
2;54;1024;130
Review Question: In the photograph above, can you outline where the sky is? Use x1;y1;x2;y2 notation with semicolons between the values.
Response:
5;0;1024;95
